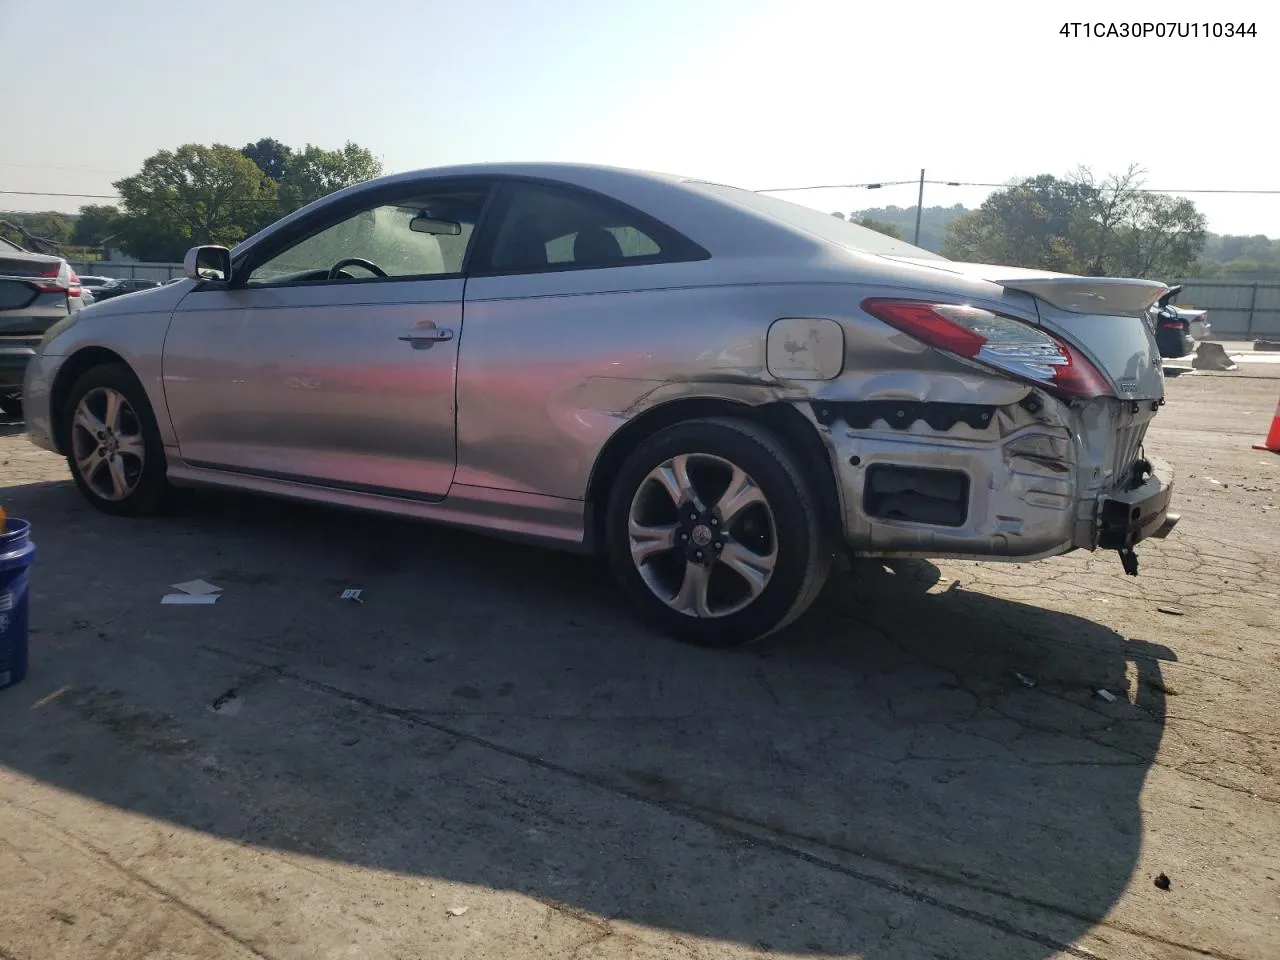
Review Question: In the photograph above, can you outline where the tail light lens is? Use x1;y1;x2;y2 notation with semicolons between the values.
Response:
34;264;78;298
861;298;1113;400
33;266;67;294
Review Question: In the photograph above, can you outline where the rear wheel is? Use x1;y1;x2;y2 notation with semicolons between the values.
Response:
605;417;830;647
62;362;172;516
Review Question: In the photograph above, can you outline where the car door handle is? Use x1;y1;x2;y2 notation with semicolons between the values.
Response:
398;328;454;347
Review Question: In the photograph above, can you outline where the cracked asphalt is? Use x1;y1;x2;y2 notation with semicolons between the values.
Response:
1;370;1278;960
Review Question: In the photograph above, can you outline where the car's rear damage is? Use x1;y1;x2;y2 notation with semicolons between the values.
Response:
777;268;1180;577
808;391;1175;573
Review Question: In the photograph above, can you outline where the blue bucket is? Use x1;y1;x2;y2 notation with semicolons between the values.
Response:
0;517;36;691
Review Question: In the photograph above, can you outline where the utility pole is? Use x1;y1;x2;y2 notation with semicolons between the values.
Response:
913;169;925;245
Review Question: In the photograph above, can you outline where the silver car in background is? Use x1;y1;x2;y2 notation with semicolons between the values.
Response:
1;237;87;418
22;163;1178;645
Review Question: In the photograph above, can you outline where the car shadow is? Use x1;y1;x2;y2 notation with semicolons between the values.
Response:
0;479;1170;958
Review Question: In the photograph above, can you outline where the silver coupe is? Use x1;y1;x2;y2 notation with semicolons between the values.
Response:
23;163;1178;645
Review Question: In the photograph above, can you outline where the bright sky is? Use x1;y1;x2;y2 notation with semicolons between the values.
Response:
1;0;1275;235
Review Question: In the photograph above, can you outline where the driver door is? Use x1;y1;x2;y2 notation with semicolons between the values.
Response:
161;181;489;499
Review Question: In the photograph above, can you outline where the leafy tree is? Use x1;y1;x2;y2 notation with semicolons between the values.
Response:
854;216;903;240
1107;193;1206;279
278;142;383;213
944;175;1097;273
942;168;1206;279
73;204;124;246
241;137;293;182
846;204;968;253
15;211;74;245
113;144;277;261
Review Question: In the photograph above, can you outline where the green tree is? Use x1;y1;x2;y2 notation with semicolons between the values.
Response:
277;142;383;213
943;174;1097;273
854;216;903;240
16;211;74;245
942;168;1206;279
73;204;124;246
241;137;293;182
849;204;969;253
1107;193;1207;279
113;143;278;261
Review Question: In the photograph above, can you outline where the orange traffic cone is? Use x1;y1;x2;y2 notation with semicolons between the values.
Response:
1255;399;1280;453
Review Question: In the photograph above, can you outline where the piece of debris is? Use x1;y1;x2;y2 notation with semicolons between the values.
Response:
211;688;239;711
446;906;469;918
1095;688;1118;703
1204;477;1221;486
340;588;364;604
1156;606;1185;617
1154;872;1171;891
886;911;905;929
170;579;223;596
161;593;219;605
1191;341;1238;372
1014;672;1036;688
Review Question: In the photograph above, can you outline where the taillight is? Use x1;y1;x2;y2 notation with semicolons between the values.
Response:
34;264;79;298
860;298;1113;400
33;266;68;294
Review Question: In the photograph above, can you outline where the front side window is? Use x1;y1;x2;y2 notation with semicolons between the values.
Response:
484;182;671;273
247;188;488;285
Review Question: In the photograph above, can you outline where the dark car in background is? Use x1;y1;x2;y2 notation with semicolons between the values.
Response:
77;275;115;300
0;237;87;417
1152;285;1211;359
90;277;163;302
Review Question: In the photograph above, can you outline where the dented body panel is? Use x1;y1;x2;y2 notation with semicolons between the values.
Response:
23;162;1176;564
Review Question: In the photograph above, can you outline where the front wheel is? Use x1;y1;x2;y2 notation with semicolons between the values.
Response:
62;362;173;516
605;417;830;647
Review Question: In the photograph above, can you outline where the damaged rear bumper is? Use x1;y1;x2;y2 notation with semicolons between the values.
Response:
812;392;1176;562
1097;456;1176;549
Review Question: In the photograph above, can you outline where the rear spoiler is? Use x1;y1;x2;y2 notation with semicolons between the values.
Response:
993;276;1170;317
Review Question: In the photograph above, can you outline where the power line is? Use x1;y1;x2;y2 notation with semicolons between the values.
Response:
759;180;1280;196
754;180;918;193
0;189;278;202
0;190;122;199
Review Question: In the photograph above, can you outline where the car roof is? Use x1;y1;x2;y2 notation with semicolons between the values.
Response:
234;161;918;264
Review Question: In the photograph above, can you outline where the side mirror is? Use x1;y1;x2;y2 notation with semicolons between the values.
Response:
184;245;232;282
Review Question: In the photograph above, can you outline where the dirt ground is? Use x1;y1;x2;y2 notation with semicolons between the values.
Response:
1;368;1278;960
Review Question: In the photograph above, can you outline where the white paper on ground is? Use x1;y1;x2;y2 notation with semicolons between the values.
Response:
170;579;223;596
161;593;220;605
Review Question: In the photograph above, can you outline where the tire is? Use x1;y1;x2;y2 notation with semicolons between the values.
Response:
0;396;21;418
62;362;172;516
605;417;831;647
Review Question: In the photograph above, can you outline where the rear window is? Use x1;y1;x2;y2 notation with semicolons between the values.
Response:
688;181;947;260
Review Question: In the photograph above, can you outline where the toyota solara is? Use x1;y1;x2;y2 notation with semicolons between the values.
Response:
23;163;1178;646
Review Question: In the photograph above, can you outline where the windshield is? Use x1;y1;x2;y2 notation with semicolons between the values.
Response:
688;181;947;261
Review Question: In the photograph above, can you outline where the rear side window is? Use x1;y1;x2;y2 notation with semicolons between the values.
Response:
479;181;698;274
